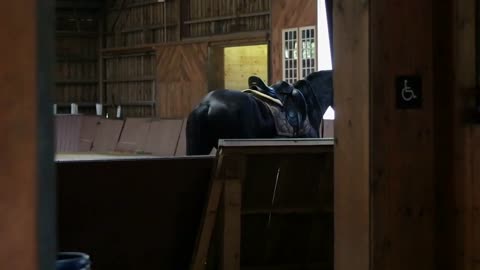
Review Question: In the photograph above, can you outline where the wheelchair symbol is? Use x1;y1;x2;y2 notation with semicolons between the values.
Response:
401;80;417;101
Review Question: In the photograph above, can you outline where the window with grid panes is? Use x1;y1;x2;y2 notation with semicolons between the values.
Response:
282;26;317;83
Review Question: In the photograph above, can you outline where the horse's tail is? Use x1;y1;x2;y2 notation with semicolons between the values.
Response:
186;104;215;155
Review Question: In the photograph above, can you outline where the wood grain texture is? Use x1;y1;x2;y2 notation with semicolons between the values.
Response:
270;0;316;83
0;0;38;269
224;44;268;90
370;1;435;269
156;43;208;118
333;1;370;270
452;0;478;269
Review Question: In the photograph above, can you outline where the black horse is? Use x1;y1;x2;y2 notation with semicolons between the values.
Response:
185;70;333;155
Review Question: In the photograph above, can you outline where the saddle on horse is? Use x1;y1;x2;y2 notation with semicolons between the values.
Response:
247;76;309;137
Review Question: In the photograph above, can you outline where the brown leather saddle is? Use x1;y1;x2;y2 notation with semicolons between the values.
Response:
248;76;308;136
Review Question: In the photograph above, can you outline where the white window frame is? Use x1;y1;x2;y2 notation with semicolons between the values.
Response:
282;25;317;83
281;27;299;84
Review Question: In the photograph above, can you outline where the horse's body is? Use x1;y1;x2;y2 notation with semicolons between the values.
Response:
186;71;333;155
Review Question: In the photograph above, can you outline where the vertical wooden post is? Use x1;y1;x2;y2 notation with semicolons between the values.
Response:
0;0;55;269
333;0;370;269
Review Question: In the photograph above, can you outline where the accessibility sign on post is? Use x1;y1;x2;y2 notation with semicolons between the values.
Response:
395;75;422;109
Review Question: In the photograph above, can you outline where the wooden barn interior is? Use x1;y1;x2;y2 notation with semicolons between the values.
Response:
1;0;480;270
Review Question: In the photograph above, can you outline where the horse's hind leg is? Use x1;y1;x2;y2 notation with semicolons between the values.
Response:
186;105;215;155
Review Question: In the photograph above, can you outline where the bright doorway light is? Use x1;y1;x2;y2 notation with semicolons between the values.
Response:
317;0;334;119
317;0;332;71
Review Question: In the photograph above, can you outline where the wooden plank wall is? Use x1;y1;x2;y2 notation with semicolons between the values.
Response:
55;8;100;114
100;0;271;118
105;0;179;47
183;0;270;38
270;0;317;83
103;53;156;117
156;43;208;118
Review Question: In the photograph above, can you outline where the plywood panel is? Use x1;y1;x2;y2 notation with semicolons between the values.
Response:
175;118;188;156
115;118;151;153
55;115;83;152
271;0;316;82
157;43;208;118
78;116;101;151
142;119;183;156
91;119;125;152
224;44;268;90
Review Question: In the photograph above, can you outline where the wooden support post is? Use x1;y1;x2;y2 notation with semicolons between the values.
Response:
0;0;55;269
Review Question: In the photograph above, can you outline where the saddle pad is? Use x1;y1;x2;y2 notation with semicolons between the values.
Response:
264;101;318;138
242;89;283;106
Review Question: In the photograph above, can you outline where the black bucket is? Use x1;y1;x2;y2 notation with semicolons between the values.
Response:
56;252;91;270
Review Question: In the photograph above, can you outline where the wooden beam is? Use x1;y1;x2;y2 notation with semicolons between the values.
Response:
183;11;270;25
333;1;370;270
0;0;55;269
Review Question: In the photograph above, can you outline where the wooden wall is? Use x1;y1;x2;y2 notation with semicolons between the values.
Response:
156;43;209;118
55;7;100;114
182;0;270;38
270;0;317;83
98;0;271;118
105;0;178;47
103;53;156;117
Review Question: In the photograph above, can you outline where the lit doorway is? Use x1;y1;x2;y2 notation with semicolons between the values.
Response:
208;43;269;91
